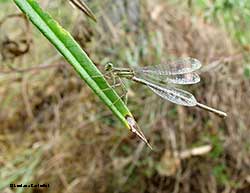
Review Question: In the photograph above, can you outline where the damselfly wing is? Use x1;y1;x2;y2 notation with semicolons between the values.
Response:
133;57;201;85
134;58;202;75
148;85;197;106
135;71;201;85
131;57;201;106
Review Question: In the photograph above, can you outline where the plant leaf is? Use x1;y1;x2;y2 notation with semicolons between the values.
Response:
13;0;146;142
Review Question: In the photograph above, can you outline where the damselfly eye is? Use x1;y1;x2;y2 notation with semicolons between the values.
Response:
105;63;113;71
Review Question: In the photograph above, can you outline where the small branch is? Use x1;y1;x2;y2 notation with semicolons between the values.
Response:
0;55;62;74
179;145;212;159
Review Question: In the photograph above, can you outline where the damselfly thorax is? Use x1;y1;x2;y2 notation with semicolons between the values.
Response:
105;58;227;118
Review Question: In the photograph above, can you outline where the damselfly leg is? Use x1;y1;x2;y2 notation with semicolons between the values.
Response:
91;65;129;105
91;71;112;80
102;77;128;106
117;77;128;104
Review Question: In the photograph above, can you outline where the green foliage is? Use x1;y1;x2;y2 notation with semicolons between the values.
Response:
209;135;224;159
209;135;230;185
244;65;250;78
140;157;155;178
194;0;250;45
212;164;230;185
167;107;178;118
0;0;9;3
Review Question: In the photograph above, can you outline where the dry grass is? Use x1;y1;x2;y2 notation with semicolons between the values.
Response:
0;0;250;193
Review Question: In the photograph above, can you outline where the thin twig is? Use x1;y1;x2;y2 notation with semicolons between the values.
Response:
0;55;62;74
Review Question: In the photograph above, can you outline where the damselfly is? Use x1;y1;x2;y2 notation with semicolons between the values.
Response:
105;57;227;118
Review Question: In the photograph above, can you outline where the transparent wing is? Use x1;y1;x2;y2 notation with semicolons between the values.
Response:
134;57;202;75
136;71;200;85
148;85;197;106
166;73;200;84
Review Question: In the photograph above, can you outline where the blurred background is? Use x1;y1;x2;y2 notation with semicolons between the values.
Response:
0;0;250;192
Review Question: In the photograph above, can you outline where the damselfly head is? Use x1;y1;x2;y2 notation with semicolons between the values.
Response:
105;62;114;72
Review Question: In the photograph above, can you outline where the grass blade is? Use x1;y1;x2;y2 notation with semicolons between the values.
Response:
69;0;97;22
13;0;148;144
